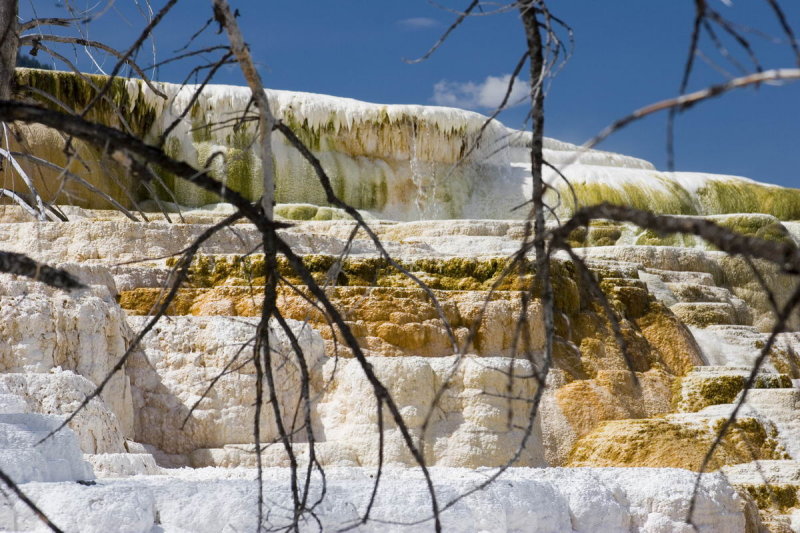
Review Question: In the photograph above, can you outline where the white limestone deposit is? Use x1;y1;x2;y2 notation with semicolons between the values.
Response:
0;371;127;454
0;467;749;533
123;314;545;468
0;280;134;439
0;382;93;485
139;78;800;221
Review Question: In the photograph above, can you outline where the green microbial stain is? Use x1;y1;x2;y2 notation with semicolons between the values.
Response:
17;69;157;139
275;204;319;221
743;485;799;511
708;214;796;248
696;179;800;220
635;229;698;247
560;178;698;217
190;114;212;144
224;148;256;197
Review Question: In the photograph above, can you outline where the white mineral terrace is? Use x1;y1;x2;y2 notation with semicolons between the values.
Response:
11;69;800;220
2;74;800;531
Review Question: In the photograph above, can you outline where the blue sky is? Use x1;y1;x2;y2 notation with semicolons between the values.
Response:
20;1;800;188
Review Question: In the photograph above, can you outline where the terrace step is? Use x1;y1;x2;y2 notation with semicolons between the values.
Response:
675;366;792;413
670;302;751;327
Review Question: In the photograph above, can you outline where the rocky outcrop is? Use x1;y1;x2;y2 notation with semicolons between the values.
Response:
125;316;324;459
0;371;127;454
0;279;133;440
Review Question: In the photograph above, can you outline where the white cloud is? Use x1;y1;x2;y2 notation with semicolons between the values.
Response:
431;74;528;110
398;17;439;30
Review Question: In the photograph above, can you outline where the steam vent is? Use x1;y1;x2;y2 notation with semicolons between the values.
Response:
4;69;800;531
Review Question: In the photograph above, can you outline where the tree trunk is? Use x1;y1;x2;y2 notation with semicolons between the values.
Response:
212;0;275;220
0;0;18;100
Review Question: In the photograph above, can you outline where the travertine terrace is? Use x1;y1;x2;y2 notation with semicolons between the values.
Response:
2;71;800;531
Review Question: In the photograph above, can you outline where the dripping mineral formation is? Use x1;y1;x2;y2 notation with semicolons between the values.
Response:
1;69;800;531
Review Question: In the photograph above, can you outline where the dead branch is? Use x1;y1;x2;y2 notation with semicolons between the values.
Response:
0;466;64;533
37;211;244;444
404;0;479;64
592;68;800;151
764;0;800;65
0;100;289;230
0;251;84;290
19;17;77;32
549;202;800;272
210;2;284;527
19;34;166;98
520;0;555;415
212;0;276;218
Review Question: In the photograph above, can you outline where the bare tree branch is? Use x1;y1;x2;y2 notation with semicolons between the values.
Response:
0;100;289;230
0;467;64;533
77;0;179;117
764;0;800;65
211;0;275;219
0;251;84;290
19;17;78;32
549;202;800;271
19;34;166;97
590;68;800;151
403;0;479;64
